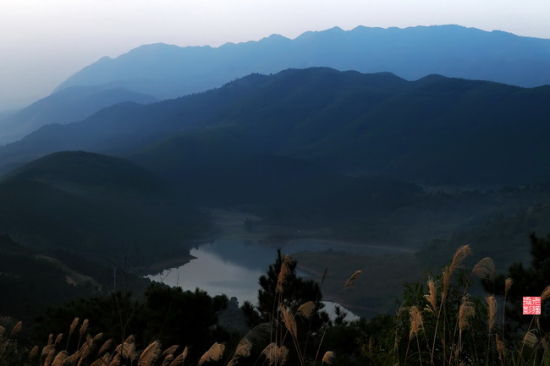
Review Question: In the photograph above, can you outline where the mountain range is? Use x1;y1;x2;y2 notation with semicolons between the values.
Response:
2;67;550;186
4;25;550;146
0;86;155;144
57;24;550;103
2;25;550;319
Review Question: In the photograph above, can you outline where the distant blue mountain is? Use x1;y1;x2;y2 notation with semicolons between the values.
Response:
5;67;550;186
56;25;550;100
0;86;155;145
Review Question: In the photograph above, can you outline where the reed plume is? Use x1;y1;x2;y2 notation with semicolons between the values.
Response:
54;333;63;346
79;335;94;362
541;285;550;302
424;278;437;312
51;351;68;366
408;306;423;339
162;345;179;357
321;351;335;364
442;245;471;302
450;245;472;273
43;346;56;366
79;319;89;338
98;339;113;355
28;345;39;360
69;317;80;337
93;332;104;342
495;334;505;361
276;255;294;293
10;321;22;336
138;341;162;366
90;353;110;366
486;295;497;332
297;301;316;319
63;350;81;365
198;342;225;366
168;346;188;366
523;330;538;348
262;343;288;366
41;344;55;358
458;296;475;332
472;257;495;280
344;270;363;288
109;353;121;366
120;339;136;360
227;338;252;366
280;305;298;339
161;354;174;366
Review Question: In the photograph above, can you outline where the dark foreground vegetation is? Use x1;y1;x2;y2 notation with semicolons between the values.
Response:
1;234;549;365
2;68;550;322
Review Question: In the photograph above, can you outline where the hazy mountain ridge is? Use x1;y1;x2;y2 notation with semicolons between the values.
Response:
2;68;550;186
0;85;156;145
56;25;550;102
0;151;209;266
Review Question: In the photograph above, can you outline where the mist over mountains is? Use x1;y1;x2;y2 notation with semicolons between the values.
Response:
57;24;550;102
0;86;155;144
4;24;550;147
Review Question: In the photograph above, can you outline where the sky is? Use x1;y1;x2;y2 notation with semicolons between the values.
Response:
1;0;550;111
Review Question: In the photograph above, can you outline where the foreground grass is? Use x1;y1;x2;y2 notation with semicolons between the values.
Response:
1;237;549;365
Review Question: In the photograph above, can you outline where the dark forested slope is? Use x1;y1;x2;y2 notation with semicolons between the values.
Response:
2;68;550;186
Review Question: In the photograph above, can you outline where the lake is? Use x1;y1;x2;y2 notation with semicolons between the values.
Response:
147;239;370;320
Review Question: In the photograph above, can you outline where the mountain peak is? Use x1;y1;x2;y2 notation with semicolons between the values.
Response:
55;24;550;98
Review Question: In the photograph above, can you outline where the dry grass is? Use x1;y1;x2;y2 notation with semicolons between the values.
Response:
10;321;22;337
262;343;288;366
486;295;497;332
343;270;363;288
408;306;424;340
197;342;225;366
541;286;550;302
321;350;335;364
280;306;298;340
227;339;252;366
442;245;471;302
458;296;475;332
472;257;496;280
496;334;506;361
297;301;316;319
276;256;294;294
167;346;188;366
523;330;538;348
6;243;549;366
79;319;89;338
138;341;162;366
424;278;437;313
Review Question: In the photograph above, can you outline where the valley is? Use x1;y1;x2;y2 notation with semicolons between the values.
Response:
1;18;550;365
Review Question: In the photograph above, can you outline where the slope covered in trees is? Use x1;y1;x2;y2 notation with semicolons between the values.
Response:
2;68;550;186
0;86;155;144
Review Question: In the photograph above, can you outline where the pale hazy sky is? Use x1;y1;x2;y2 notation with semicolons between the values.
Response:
1;0;550;111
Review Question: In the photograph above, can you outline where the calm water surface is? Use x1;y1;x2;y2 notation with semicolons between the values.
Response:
147;239;367;319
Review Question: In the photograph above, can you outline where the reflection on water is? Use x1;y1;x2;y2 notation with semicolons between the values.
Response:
149;241;267;304
148;240;360;320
